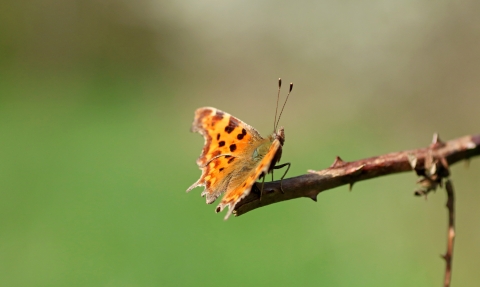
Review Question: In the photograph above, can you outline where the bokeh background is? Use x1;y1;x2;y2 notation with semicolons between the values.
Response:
1;1;479;286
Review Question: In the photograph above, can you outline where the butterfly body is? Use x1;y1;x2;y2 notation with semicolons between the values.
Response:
187;107;285;219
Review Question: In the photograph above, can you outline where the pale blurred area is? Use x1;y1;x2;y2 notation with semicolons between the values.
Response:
2;0;479;137
1;1;479;286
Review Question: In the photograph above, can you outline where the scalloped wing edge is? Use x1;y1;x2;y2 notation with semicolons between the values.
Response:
186;155;236;204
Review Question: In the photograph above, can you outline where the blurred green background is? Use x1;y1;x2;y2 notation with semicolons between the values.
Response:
1;1;479;286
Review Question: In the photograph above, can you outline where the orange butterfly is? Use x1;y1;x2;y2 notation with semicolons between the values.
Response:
187;79;292;220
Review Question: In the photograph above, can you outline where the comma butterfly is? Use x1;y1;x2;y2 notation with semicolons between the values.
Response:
187;79;293;220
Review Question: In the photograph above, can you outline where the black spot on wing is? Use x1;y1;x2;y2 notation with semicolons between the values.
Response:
219;167;224;172
224;119;236;134
229;144;237;152
217;133;220;140
219;141;225;147
236;128;247;140
228;157;235;164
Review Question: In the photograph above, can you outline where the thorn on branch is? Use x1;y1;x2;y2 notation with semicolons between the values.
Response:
412;137;451;197
350;164;365;175
432;133;446;149
331;156;347;168
414;189;429;199
407;153;418;170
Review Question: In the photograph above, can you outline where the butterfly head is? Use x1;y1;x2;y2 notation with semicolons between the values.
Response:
274;126;285;146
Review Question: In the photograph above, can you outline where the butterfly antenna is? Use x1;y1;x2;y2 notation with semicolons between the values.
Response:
274;78;282;131
275;82;293;130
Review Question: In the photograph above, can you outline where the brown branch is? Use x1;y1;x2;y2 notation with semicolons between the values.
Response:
233;133;480;217
442;179;455;287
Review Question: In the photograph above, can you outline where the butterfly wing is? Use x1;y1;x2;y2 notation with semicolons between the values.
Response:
216;139;282;220
187;107;264;204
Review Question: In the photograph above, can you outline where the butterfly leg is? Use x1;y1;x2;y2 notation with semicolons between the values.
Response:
259;175;266;201
272;162;291;193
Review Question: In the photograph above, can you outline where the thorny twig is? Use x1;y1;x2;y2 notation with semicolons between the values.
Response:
230;133;478;286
